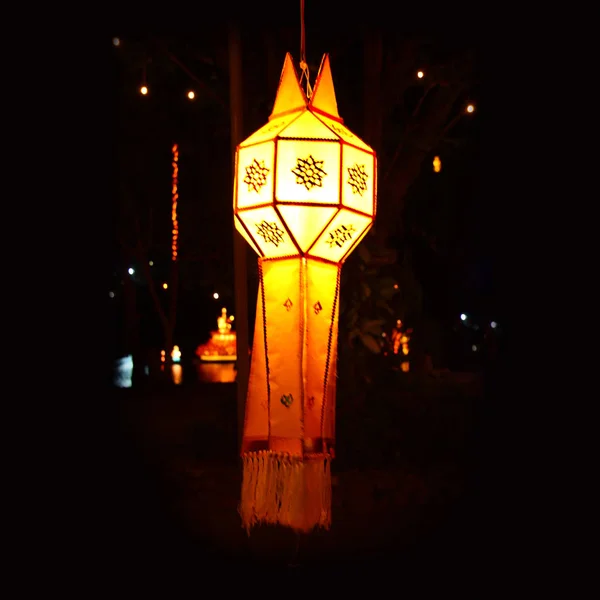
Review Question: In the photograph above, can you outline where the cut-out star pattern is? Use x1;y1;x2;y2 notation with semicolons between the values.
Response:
326;224;356;248
255;220;285;246
243;159;270;193
347;164;368;196
292;155;327;190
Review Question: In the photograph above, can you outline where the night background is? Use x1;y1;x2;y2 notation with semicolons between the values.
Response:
103;5;505;584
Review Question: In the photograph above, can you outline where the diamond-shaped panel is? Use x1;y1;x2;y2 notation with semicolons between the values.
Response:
308;207;372;263
237;205;299;258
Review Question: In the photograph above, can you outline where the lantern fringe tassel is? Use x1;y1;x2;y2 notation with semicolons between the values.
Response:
239;450;332;534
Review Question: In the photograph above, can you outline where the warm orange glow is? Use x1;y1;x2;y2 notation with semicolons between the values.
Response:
235;53;376;535
171;345;181;362
140;85;148;95
309;55;340;118
171;144;179;261
417;70;424;78
270;53;307;119
433;156;442;173
160;349;166;363
171;364;183;384
466;104;475;113
196;309;237;362
187;90;195;100
401;361;410;372
162;282;168;289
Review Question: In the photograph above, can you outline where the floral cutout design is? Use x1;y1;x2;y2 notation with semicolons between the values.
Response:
292;155;327;190
256;220;285;246
243;159;270;193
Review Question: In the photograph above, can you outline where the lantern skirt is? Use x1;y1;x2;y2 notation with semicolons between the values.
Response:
239;257;340;533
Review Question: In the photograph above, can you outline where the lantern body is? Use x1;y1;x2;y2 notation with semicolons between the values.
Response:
234;53;376;533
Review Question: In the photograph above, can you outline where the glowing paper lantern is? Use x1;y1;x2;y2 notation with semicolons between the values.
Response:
234;53;376;533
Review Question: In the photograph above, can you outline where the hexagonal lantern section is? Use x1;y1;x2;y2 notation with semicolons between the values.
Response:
234;53;376;262
234;52;377;536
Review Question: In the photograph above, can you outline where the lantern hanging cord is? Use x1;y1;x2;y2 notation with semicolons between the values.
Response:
299;0;312;98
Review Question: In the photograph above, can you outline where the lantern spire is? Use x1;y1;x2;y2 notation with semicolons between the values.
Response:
270;52;307;120
308;54;339;119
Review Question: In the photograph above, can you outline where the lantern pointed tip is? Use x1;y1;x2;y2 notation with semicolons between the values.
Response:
309;53;339;119
270;53;307;119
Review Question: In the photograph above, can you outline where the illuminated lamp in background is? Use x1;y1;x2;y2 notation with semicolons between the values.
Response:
234;53;376;533
171;345;181;363
433;155;441;173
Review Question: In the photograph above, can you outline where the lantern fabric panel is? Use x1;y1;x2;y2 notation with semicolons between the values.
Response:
235;141;275;210
238;111;300;149
279;110;339;140
275;139;341;205
277;205;337;253
234;214;263;257
237;205;299;258
341;144;376;216
308;208;373;263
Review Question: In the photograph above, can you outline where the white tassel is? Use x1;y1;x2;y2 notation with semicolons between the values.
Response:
239;451;332;534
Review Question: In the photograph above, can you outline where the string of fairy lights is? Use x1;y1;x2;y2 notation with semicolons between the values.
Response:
171;144;179;262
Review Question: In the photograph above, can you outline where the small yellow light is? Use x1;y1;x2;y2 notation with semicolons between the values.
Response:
187;90;195;100
417;70;424;79
140;85;148;95
466;104;475;113
163;283;168;289
433;156;442;173
213;292;219;299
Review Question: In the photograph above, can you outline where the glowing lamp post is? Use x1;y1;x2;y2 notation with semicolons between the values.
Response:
234;53;376;533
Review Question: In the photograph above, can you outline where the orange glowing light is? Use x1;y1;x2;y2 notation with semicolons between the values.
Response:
433;156;442;173
187;90;195;100
162;283;168;289
140;85;148;95
466;104;475;113
417;70;424;78
171;144;179;262
235;53;377;535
